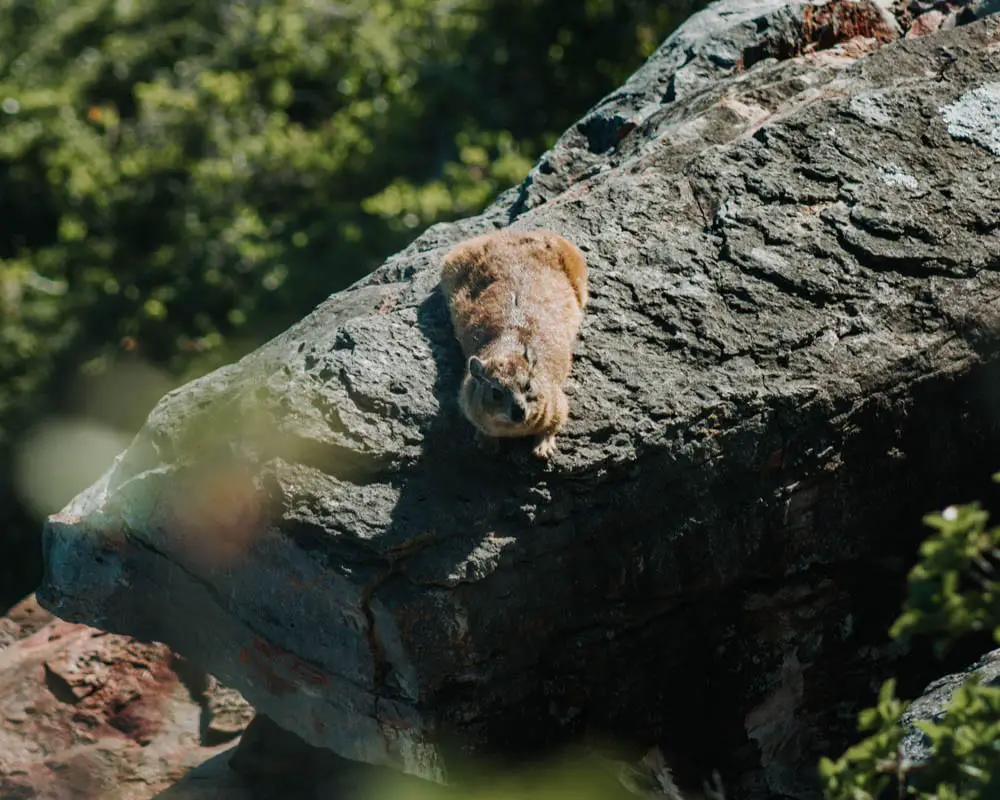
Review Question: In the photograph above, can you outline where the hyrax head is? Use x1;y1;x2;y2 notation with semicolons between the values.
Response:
464;348;542;433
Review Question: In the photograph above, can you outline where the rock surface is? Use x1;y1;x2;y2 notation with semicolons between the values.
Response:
0;594;253;799
37;0;1000;798
899;648;1000;765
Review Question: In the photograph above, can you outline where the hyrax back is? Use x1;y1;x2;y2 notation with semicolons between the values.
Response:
440;228;588;459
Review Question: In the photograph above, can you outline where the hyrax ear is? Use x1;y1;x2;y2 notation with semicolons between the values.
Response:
468;356;487;380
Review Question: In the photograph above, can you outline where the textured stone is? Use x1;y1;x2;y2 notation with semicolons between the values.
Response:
899;649;1000;765
0;594;253;799
940;82;1000;155
36;2;1000;799
0;594;54;651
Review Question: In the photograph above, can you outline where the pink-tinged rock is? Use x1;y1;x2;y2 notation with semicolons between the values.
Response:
906;10;945;39
0;593;54;650
0;594;253;799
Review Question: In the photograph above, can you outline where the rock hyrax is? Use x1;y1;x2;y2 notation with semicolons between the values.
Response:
440;228;588;459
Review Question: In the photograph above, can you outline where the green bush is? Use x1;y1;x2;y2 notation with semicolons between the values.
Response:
820;475;1000;799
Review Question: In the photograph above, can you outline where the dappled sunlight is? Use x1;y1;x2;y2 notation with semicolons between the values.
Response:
13;417;132;520
167;464;265;569
12;357;178;520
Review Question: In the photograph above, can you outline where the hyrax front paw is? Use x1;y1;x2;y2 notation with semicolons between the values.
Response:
532;433;558;460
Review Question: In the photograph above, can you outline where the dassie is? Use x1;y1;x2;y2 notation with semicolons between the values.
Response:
440;228;588;459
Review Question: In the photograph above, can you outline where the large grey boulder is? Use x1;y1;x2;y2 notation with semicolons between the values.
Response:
38;0;1000;797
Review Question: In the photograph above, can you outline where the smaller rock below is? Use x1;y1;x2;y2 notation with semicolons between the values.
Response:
205;676;256;746
0;592;255;799
0;593;54;650
905;10;944;39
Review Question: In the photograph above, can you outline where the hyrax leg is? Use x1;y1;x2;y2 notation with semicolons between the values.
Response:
531;387;569;460
532;433;559;460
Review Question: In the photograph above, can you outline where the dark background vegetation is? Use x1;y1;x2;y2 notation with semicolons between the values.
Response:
0;0;707;610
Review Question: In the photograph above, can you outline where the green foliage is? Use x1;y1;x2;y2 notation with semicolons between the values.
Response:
910;677;1000;798
819;680;909;800
891;485;1000;655
0;0;705;606
1;0;502;385
820;474;1000;800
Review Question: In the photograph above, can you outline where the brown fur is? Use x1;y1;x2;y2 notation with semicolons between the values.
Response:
440;228;588;459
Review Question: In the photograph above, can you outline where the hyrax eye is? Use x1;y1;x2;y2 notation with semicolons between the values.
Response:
510;404;526;423
490;386;504;403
